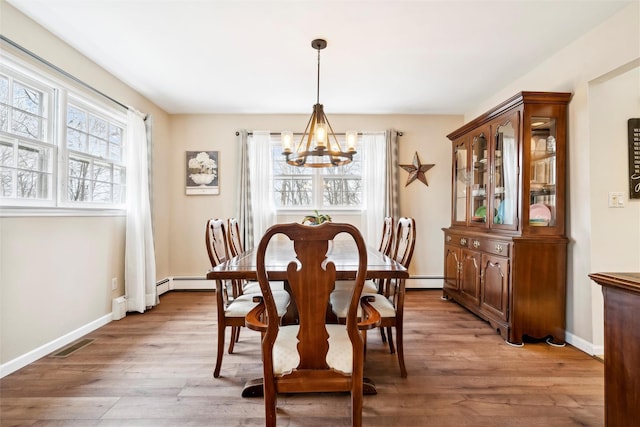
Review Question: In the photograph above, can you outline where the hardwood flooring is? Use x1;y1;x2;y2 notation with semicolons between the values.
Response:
1;290;604;426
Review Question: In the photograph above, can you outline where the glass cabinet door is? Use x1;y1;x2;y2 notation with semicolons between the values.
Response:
470;128;489;226
494;116;519;228
529;117;557;227
453;137;468;223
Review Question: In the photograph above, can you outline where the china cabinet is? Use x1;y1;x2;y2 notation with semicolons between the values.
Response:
443;92;571;345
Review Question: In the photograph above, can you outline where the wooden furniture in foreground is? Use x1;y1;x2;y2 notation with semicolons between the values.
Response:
443;92;571;345
246;222;380;427
206;229;409;396
589;272;640;427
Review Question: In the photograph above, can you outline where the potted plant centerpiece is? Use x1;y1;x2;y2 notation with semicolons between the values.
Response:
302;210;332;225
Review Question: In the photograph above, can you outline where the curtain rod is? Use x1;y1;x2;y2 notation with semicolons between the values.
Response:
1;35;129;112
236;131;403;137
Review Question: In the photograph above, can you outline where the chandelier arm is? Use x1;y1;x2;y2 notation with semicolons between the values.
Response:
297;110;315;153
307;110;317;152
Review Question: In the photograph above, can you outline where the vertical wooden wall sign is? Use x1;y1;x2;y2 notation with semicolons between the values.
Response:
628;118;640;199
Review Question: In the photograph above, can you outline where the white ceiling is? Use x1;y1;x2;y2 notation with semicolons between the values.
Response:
7;0;631;115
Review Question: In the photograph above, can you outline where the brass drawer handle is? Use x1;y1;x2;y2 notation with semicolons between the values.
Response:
473;240;480;249
495;244;503;253
460;238;467;245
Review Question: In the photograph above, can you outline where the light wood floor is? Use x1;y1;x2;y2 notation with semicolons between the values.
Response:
1;290;604;426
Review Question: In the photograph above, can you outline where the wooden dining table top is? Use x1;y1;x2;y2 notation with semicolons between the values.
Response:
206;239;409;281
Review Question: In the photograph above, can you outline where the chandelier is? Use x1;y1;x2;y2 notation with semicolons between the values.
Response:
281;39;357;168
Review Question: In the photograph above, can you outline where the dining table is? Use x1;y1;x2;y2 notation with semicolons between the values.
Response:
206;238;409;397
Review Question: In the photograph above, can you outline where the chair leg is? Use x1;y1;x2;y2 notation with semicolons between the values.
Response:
351;387;363;427
214;322;226;378
396;323;407;378
264;381;277;427
362;329;368;360
386;326;395;354
379;326;387;343
228;326;239;354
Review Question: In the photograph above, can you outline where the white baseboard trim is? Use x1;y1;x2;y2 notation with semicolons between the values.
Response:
0;313;113;379
156;276;214;295
565;331;604;356
406;276;443;289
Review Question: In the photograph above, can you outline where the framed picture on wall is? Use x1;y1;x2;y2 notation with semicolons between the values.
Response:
185;151;219;195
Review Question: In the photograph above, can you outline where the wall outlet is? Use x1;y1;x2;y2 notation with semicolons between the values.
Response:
111;277;118;290
608;192;625;208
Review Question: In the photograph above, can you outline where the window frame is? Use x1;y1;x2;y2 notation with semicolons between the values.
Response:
0;50;127;216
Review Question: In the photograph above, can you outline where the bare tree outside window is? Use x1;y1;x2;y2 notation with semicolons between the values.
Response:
270;136;362;209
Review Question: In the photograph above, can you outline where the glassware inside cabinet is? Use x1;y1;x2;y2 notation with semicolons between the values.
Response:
471;132;488;224
453;140;468;223
495;120;517;226
529;117;557;227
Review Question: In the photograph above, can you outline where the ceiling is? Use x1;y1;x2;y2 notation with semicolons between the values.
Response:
7;0;631;115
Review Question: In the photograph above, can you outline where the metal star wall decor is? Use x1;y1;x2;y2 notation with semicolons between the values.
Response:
400;152;435;186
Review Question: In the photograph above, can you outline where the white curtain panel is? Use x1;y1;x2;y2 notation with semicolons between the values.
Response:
361;132;387;245
125;108;157;313
247;131;276;248
361;130;400;247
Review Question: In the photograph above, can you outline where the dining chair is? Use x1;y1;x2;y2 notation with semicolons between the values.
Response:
205;218;290;378
378;216;394;257
245;222;381;427
226;217;284;296
332;216;394;295
227;217;244;258
330;217;416;377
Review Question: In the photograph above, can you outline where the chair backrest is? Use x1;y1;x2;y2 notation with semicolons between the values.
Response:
255;222;368;385
205;218;229;267
391;217;416;269
227;217;244;257
378;216;394;256
380;217;416;305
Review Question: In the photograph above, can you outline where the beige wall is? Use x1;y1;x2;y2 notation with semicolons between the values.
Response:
168;114;462;283
589;65;640;345
465;2;640;352
0;1;172;366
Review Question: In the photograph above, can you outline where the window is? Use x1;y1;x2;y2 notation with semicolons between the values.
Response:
0;53;127;211
64;99;125;205
0;70;54;202
271;134;362;210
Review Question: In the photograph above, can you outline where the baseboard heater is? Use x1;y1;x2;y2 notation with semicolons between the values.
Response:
156;276;214;295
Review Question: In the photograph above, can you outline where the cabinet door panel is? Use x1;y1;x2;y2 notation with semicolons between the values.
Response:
492;112;520;230
452;137;469;225
460;249;481;305
481;254;510;321
470;127;490;228
444;245;460;291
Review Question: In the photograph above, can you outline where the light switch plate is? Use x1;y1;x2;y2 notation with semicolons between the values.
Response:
608;192;625;208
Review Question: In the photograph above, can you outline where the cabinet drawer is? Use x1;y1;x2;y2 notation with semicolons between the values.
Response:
485;239;510;257
464;237;510;257
445;233;470;248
